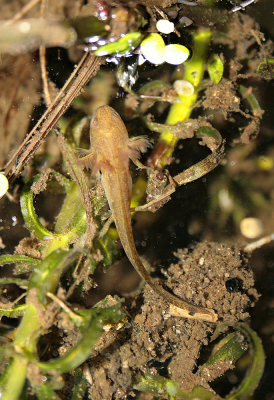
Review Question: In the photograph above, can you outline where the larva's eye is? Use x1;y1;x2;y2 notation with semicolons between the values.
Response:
111;109;121;120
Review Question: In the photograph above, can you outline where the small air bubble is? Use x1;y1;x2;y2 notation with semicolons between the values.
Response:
85;35;100;43
43;235;52;240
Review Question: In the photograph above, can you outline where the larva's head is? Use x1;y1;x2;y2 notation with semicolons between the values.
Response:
90;105;128;142
92;104;121;127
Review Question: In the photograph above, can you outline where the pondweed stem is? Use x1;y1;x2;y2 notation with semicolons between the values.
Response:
131;30;211;207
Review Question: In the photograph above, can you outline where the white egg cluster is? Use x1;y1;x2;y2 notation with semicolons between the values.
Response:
140;33;190;66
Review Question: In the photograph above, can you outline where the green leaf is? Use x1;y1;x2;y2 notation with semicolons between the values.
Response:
196;126;223;147
70;16;108;40
208;54;224;84
226;323;265;400
239;85;263;117
20;186;55;241
38;304;125;373
140;33;166;65
134;374;214;399
95;32;143;56
200;332;247;369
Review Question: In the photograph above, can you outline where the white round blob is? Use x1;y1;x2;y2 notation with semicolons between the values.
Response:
173;79;194;96
140;33;166;65
164;44;190;65
156;19;175;34
0;173;9;199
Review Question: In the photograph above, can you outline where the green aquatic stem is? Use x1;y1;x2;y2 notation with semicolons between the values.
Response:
159;30;211;167
131;30;212;209
1;249;79;400
1;355;29;400
13;300;41;354
70;15;108;41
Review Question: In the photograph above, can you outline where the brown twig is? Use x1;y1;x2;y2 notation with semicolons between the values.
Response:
4;52;105;180
39;0;51;106
39;45;51;106
244;233;274;253
135;145;225;213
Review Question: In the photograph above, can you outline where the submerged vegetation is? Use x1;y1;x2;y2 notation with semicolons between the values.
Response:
0;0;273;399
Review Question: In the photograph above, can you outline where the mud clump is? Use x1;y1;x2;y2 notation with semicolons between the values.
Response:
87;242;258;399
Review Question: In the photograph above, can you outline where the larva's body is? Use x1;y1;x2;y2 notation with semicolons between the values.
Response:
79;105;217;323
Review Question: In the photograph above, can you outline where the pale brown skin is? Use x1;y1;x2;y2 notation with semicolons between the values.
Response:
79;105;217;323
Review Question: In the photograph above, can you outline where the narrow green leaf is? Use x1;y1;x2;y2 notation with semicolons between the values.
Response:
0;278;29;287
38;305;125;373
134;374;214;399
0;304;27;317
200;332;247;369
208;54;224;84
0;254;40;266
20;187;55;241
226;323;265;400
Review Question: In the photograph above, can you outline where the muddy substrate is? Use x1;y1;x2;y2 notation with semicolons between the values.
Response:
78;242;259;399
